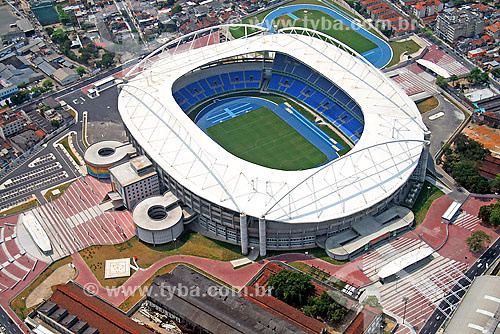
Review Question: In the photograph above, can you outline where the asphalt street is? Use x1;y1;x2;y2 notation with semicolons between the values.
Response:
0;305;21;334
419;236;500;334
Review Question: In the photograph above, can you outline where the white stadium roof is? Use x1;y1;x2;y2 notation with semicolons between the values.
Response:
119;25;428;224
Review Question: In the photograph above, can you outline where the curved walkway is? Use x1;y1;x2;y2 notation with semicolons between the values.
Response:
260;4;392;68
71;250;371;307
71;253;266;306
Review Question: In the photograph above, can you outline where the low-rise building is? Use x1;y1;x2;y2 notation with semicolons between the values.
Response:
52;67;79;85
36;282;153;334
485;21;500;38
0;111;25;139
147;264;310;334
468;47;486;58
11;129;40;151
110;155;160;209
411;0;443;18
0;79;17;100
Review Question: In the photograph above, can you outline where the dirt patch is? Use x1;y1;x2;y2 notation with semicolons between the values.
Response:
462;123;500;157
25;263;75;308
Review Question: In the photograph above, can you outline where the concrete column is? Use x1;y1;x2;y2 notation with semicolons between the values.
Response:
240;214;248;255
259;217;266;257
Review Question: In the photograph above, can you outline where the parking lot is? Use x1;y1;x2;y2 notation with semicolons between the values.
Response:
62;87;127;144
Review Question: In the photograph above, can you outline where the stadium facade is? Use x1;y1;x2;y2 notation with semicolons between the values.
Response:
118;25;430;257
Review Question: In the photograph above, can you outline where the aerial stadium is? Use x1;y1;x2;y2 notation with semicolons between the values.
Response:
118;25;430;258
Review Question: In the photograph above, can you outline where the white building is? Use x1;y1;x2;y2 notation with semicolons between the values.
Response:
0;112;25;139
109;155;160;209
0;79;18;100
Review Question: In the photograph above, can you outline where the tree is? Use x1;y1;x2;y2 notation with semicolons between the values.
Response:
490;208;500;228
51;29;69;44
171;3;182;14
467;67;489;84
304;292;346;323
436;76;447;88
10;90;30;105
50;119;60;128
479;204;494;223
76;66;87;77
268;270;314;307
45;27;54;36
466;231;491;252
449;74;458;83
491;174;500;191
97;52;115;68
42;79;53;90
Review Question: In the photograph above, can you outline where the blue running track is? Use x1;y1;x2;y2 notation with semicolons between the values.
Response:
259;4;392;69
195;97;342;162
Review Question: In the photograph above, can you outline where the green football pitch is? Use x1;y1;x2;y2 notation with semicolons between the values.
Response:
206;107;328;171
274;9;378;54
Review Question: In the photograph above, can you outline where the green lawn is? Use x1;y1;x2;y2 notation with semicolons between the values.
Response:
206;106;328;170
79;232;243;287
412;180;444;226
273;9;377;54
386;40;422;68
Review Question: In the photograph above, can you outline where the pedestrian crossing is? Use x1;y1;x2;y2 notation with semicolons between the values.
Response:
359;237;429;280
389;68;439;97
356;236;470;331
26;178;135;260
380;254;468;330
451;212;480;231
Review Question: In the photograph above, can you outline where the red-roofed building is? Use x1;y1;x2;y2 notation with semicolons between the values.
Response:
411;0;443;18
360;0;383;8
344;305;383;334
479;155;500;180
485;21;500;38
36;282;153;334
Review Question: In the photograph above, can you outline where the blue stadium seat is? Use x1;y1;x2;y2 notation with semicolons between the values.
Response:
316;77;333;92
207;75;222;89
220;73;234;91
199;79;215;96
292;62;312;79
245;70;261;82
229;71;244;84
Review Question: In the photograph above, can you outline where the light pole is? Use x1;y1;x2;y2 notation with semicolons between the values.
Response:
402;297;409;325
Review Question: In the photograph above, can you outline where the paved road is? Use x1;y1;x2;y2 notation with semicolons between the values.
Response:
420;236;500;334
0;305;21;334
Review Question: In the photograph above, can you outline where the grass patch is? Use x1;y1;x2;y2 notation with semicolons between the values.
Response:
318;124;352;155
207;106;328;170
79;232;242;287
274;9;377;54
0;196;39;216
82;112;89;147
43;180;74;201
57;136;80;165
386;40;422;68
417;96;439;114
10;257;73;320
189;91;352;158
412;180;444;226
289;261;347;289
